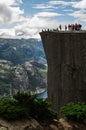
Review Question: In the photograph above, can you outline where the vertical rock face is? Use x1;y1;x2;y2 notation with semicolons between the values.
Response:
40;31;86;112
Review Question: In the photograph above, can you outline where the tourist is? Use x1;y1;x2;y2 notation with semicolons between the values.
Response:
68;24;71;31
59;25;62;30
78;24;82;30
74;23;78;30
65;25;67;31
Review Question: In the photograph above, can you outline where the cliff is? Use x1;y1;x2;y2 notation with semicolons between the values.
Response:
40;31;86;112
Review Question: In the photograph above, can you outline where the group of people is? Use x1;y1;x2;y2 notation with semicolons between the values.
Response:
68;24;82;31
42;23;82;32
58;23;82;31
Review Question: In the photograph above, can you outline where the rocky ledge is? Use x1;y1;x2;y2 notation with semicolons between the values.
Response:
0;118;86;130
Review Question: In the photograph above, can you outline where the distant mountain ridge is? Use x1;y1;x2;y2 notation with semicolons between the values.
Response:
0;38;46;65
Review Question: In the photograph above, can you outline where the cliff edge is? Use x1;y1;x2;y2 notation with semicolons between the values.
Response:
40;31;86;112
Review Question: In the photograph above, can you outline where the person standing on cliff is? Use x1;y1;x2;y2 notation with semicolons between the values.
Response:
68;24;71;31
65;25;67;31
59;25;62;31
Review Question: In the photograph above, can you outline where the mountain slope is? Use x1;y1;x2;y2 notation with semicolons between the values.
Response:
0;38;47;96
0;60;47;96
0;38;46;65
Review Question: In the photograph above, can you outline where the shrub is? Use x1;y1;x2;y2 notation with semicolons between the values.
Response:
0;92;58;121
13;92;58;121
30;98;58;120
0;97;29;120
13;91;37;107
60;102;86;121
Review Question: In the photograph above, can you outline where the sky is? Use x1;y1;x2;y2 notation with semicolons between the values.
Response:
0;0;86;39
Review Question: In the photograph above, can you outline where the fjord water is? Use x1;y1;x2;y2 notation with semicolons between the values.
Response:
38;90;47;99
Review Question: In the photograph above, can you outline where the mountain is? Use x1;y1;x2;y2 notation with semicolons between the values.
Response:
0;38;46;65
0;60;13;96
0;38;47;96
0;60;47;96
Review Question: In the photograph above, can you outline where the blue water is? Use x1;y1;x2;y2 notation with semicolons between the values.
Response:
37;90;47;99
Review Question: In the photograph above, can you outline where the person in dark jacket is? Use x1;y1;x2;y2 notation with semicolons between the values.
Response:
59;25;62;30
65;25;67;31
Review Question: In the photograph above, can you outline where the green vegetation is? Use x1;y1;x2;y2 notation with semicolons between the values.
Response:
0;65;11;77
0;93;86;122
0;65;14;96
0;81;10;96
0;92;58;121
0;98;28;120
60;102;86;121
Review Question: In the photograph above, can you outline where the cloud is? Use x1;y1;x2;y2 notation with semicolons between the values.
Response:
63;9;74;12
0;29;15;38
34;0;73;12
72;0;86;9
48;0;86;24
0;4;12;22
17;0;23;4
0;1;24;23
0;0;23;6
0;0;16;6
0;0;25;38
49;0;86;9
49;0;75;6
33;4;57;9
69;10;86;21
9;12;63;39
15;30;26;36
11;7;24;23
13;12;68;39
33;1;71;10
35;12;61;18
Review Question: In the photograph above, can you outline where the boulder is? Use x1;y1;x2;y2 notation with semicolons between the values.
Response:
0;118;43;130
0;127;8;130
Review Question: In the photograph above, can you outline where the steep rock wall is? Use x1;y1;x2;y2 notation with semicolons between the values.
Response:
40;31;86;112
